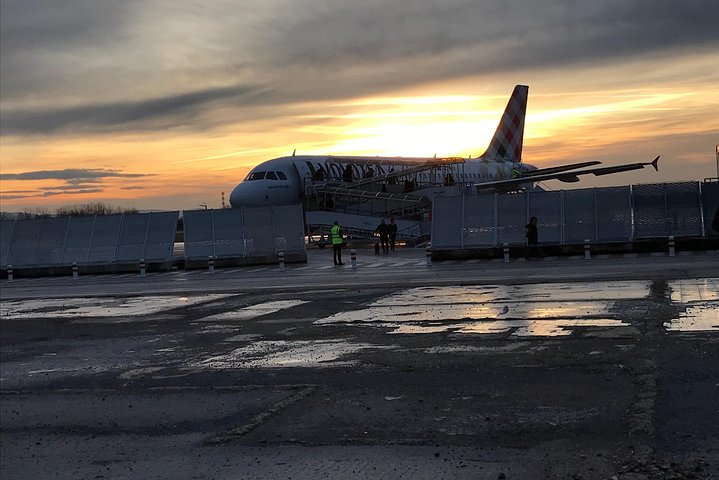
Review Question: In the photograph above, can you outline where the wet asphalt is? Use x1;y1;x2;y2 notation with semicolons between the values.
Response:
1;248;718;479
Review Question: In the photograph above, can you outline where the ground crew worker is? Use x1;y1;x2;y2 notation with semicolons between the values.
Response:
375;219;390;254
388;218;398;252
331;221;344;265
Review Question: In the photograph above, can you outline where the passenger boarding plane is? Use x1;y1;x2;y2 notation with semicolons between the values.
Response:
229;85;659;208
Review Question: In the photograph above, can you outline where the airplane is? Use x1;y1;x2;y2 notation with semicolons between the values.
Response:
229;84;659;208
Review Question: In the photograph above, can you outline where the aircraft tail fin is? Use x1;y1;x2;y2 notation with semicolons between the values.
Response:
479;84;528;163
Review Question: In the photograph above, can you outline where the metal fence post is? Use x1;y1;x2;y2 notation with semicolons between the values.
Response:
278;251;285;271
584;239;591;260
6;265;13;282
72;262;79;279
208;255;215;273
668;236;676;257
139;258;146;277
503;243;510;263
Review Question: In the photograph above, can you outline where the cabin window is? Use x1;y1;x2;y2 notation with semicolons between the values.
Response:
276;171;287;180
266;171;278;180
246;171;266;181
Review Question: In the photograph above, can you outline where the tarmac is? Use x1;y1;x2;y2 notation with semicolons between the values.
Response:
1;246;718;479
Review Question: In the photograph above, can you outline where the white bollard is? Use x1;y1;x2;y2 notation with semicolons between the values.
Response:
72;262;79;279
503;243;510;263
208;256;215;274
139;258;146;277
584;239;591;260
278;251;285;271
7;265;13;282
350;249;357;270
425;245;432;266
668;236;675;257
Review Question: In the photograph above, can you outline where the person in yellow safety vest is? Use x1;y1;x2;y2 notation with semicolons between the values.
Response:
330;221;344;266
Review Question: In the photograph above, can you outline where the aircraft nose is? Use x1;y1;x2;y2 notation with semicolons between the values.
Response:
229;182;256;208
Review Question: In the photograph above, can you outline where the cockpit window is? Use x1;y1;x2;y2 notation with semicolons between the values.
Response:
266;171;278;180
276;171;287;180
246;171;266;181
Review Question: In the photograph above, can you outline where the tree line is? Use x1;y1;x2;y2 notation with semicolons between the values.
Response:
0;203;138;221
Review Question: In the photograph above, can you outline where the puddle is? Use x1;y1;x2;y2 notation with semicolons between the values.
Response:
197;300;309;321
388;319;627;337
665;278;719;332
664;304;719;332
371;282;650;307
668;278;718;303
189;340;393;369
0;295;231;319
316;283;636;337
223;334;263;342
316;302;615;325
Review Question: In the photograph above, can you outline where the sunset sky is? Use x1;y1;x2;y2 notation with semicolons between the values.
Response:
1;0;718;212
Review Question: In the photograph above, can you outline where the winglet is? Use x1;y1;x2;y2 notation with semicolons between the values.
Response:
651;155;660;171
292;149;296;156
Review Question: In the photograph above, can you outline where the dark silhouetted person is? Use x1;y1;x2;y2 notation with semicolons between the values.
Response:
342;165;353;182
388;218;398;252
524;216;543;260
375;219;389;254
388;168;397;185
330;221;344;265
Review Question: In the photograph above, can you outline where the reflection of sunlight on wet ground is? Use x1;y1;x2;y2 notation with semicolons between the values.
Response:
0;295;231;319
668;278;718;302
190;340;393;369
371;282;651;306
665;278;718;332
197;300;309;321
316;281;646;337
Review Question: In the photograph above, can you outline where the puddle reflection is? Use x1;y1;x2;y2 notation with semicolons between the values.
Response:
1;295;231;319
316;283;638;337
664;303;719;332
317;301;615;325
190;340;393;369
371;281;650;307
197;300;309;321
665;278;718;332
668;278;718;303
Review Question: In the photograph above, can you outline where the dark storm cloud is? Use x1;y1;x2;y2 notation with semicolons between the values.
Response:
0;169;149;181
0;0;134;51
1;0;717;137
261;0;718;72
0;85;266;135
0;0;138;100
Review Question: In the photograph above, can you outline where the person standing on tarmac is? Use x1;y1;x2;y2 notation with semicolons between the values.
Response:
375;219;390;254
331;221;344;265
388;218;398;252
524;216;544;260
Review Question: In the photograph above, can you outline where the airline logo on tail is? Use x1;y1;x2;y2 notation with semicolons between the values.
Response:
480;84;528;163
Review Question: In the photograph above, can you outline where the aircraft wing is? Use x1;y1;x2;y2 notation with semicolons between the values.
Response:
521;161;601;177
475;156;660;191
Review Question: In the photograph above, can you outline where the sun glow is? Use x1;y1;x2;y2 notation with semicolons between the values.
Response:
2;77;718;211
